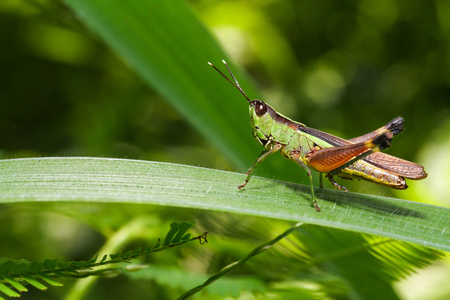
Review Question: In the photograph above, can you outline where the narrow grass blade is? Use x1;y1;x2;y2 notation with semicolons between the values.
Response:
1;157;449;252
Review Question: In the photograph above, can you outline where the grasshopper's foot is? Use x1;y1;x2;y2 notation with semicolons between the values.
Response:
238;169;253;189
238;180;248;190
313;200;321;212
326;175;349;192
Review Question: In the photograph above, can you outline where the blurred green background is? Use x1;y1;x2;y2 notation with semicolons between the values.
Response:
1;0;449;203
1;0;449;299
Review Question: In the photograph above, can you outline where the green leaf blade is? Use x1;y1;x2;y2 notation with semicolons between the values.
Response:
21;276;47;291
3;277;28;293
38;274;63;287
163;223;180;246
1;157;449;252
0;282;20;298
172;222;195;243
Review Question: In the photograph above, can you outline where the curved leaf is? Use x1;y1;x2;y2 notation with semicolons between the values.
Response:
0;157;448;252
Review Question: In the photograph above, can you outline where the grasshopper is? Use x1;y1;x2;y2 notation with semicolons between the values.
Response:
209;60;427;211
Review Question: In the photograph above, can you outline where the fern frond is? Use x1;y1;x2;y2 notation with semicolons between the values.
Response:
365;235;441;280
178;223;443;299
290;225;443;299
0;221;206;298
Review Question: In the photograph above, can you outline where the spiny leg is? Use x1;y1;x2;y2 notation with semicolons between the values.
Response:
238;144;282;189
326;174;349;192
291;156;320;212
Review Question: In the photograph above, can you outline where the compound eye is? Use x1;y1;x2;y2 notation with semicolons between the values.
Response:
253;100;267;116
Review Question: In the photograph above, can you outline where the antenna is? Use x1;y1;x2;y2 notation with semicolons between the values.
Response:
208;60;251;103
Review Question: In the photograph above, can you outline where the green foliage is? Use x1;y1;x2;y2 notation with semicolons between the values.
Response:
127;266;266;299
179;224;443;299
1;158;449;252
0;222;206;299
60;0;266;173
1;0;449;299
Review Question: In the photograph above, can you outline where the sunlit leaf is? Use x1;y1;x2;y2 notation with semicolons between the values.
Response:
1;157;448;252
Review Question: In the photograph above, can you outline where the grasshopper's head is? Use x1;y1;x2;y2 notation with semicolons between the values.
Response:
248;99;277;146
248;99;275;126
208;61;275;146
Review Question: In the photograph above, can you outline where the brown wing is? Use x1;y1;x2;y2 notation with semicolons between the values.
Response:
363;152;427;179
306;142;373;173
306;132;392;173
300;121;427;179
